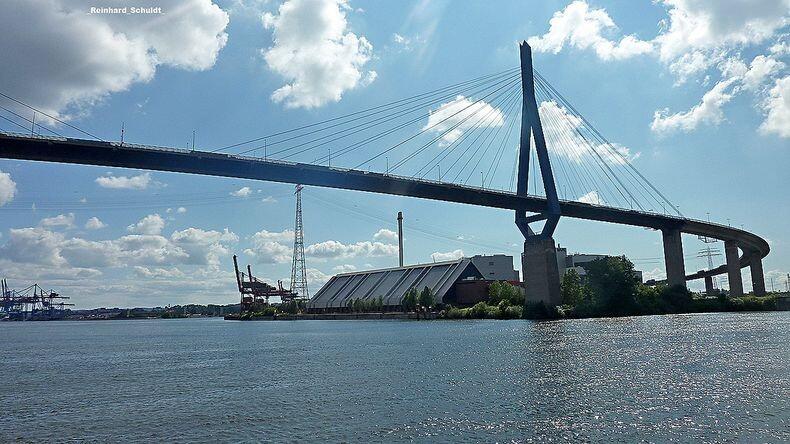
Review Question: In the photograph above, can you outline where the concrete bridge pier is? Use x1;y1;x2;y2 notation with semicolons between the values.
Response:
750;255;766;296
704;276;715;295
662;228;686;288
521;236;561;307
725;240;743;297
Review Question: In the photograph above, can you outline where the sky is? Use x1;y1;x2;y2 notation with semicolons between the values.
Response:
0;0;788;308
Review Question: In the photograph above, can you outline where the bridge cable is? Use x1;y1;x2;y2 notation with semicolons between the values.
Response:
210;67;519;153
415;87;519;180
273;72;522;163
535;71;670;210
0;104;65;137
0;91;104;141
391;80;521;174
406;82;521;178
434;86;522;180
532;86;605;203
0;114;32;133
534;71;680;215
354;76;521;169
406;83;522;177
481;97;521;188
262;71;521;161
533;77;639;210
459;91;523;185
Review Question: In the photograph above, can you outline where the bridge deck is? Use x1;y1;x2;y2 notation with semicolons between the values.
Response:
0;132;768;281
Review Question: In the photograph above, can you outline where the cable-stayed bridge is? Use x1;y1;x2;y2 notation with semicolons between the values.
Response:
0;42;769;300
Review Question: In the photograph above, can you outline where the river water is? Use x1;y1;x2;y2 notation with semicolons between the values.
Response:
1;312;788;442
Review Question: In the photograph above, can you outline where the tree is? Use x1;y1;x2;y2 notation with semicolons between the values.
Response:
418;286;435;310
488;281;524;306
402;288;418;312
560;269;586;306
376;296;384;312
584;256;640;316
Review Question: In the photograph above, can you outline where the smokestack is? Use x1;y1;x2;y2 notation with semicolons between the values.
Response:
397;211;404;267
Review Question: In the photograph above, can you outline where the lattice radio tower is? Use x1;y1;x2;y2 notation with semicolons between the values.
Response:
290;184;309;299
698;212;721;289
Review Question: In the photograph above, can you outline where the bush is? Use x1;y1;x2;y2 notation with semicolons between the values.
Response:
502;305;523;319
443;306;469;319
730;295;777;311
662;285;693;312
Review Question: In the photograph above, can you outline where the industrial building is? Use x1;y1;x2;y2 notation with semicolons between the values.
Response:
470;254;520;281
306;257;507;312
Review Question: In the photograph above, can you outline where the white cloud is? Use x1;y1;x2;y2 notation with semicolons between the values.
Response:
95;173;153;190
133;266;186;279
0;0;229;118
2;223;238;270
333;264;357;273
424;95;505;146
306;240;398;259
530;1;789;136
654;0;789;63
770;40;790;56
244;229;294;263
391;33;425;52
669;50;719;85
0;227;68;266
127;214;165;235
373;228;398;242
230;186;253;197
0;171;18;206
642;267;666;282
39;213;76;229
578;190;602;205
653;53;785;134
306;268;332;289
430;249;464;262
261;0;375;109
170;227;238;266
759;75;790;138
742;55;784;91
261;195;278;203
527;0;653;61
651;77;739;134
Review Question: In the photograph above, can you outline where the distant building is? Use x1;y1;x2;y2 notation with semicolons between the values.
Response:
307;255;522;312
307;258;485;312
556;246;643;283
470;254;520;281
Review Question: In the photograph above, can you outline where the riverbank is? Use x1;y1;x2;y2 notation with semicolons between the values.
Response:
224;312;438;321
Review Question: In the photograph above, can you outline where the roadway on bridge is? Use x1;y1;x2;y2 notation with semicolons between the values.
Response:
0;132;769;284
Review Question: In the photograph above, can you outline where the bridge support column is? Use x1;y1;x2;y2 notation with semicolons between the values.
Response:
750;256;766;296
521;237;561;306
704;276;715;295
662;228;686;288
725;240;743;297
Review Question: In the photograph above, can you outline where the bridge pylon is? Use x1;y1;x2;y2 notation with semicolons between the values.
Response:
515;41;562;308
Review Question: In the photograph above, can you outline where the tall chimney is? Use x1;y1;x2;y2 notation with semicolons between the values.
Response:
397;211;404;267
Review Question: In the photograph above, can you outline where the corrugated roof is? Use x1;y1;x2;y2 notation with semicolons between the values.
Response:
307;258;483;310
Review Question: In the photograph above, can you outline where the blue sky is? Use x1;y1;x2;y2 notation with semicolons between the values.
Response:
0;0;788;308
